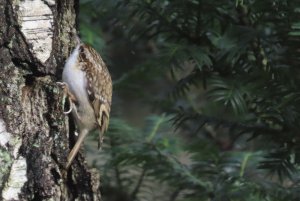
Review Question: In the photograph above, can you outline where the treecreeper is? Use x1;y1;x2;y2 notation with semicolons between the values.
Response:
58;38;112;169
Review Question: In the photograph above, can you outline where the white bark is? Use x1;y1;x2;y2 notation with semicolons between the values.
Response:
0;118;25;201
17;0;54;63
2;157;27;201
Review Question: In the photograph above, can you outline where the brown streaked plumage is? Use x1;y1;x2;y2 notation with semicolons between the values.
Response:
61;39;112;169
79;44;112;146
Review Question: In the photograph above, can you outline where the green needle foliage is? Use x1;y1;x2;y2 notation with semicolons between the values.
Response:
80;0;300;200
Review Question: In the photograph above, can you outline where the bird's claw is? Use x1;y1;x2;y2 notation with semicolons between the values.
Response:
57;82;74;114
64;97;73;114
56;81;66;87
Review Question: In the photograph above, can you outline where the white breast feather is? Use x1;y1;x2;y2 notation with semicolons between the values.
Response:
62;45;88;103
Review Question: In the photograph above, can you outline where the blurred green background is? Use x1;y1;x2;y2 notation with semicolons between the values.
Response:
79;1;300;201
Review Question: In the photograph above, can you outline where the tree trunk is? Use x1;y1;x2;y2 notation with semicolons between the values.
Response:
0;0;101;200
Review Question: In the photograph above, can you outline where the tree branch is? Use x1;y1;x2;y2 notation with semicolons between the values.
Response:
130;168;147;200
169;187;182;201
173;110;283;135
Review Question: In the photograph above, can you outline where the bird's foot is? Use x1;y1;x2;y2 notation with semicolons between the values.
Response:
56;82;77;114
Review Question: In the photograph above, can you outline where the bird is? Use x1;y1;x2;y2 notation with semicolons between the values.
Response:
58;38;112;169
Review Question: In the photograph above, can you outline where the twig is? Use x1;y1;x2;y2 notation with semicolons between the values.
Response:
130;168;147;200
169;187;182;201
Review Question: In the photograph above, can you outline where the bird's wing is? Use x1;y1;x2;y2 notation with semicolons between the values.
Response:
79;44;112;147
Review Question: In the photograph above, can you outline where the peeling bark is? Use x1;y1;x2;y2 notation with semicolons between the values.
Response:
0;0;101;200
